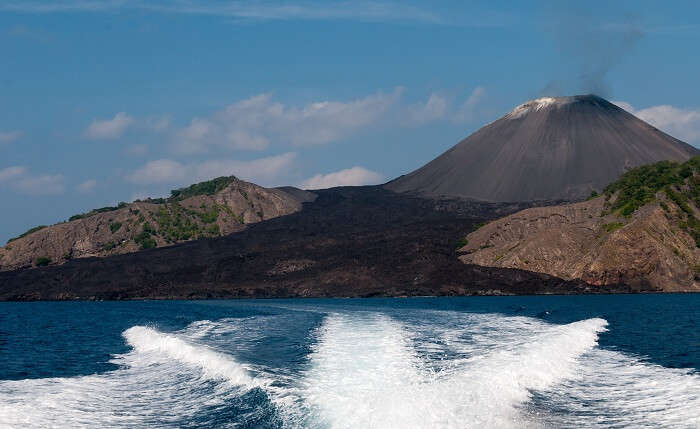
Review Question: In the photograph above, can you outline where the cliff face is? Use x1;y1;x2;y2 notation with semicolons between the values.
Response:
0;177;315;271
458;159;700;292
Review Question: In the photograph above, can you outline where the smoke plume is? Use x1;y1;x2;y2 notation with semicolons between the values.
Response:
540;5;644;98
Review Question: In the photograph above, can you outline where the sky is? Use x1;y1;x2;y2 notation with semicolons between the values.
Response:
1;0;700;243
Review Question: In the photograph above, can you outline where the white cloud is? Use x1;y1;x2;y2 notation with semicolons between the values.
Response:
408;93;448;124
299;166;384;190
173;90;402;153
146;115;170;132
453;86;486;123
84;112;134;140
14;174;66;195
612;101;635;113
0;166;65;195
0;166;26;182
125;152;297;187
0;130;22;144
194;153;297;184
0;1;446;24
126;159;186;184
76;179;97;193
614;101;700;144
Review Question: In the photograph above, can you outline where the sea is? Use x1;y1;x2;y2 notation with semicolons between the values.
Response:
0;294;698;428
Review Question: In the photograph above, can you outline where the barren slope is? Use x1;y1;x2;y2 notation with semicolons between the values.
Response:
0;177;315;271
387;95;698;202
458;158;700;291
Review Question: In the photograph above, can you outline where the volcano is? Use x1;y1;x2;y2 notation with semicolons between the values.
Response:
386;95;699;202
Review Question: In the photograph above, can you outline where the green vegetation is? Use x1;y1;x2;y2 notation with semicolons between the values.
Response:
66;176;237;225
603;156;699;246
586;190;600;200
471;221;488;231
604;157;699;217
220;204;244;224
455;237;469;249
35;256;51;266
134;223;157;249
134;231;156;249
7;225;48;244
109;222;122;233
69;202;127;221
601;222;625;233
154;204;200;241
197;205;220;224
205;223;221;236
102;241;117;251
169;176;238;200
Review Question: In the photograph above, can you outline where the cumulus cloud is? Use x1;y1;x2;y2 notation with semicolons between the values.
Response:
0;130;22;144
125;152;297;187
84;112;134;140
146;115;170;132
614;101;700;144
15;174;65;195
173;90;402;153
0;166;65;195
125;159;186;184
172;86;488;153
407;93;448;124
76;179;97;193
299;166;384;190
194;153;298;184
453;86;486;123
0;166;26;182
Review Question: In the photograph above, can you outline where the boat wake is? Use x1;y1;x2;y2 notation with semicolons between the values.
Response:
0;310;698;428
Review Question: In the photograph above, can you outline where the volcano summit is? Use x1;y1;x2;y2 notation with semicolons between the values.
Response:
387;95;699;202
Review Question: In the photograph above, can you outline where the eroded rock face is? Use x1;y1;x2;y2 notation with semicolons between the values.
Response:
0;178;315;271
458;195;699;292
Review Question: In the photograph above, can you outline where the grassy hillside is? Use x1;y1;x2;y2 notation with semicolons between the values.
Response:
603;156;699;246
0;176;310;270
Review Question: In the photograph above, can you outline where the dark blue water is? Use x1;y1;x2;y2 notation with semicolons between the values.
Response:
1;295;698;428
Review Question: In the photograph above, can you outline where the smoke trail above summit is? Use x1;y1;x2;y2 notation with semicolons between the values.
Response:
540;4;644;97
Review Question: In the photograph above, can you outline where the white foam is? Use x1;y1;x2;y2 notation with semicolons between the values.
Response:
0;324;259;428
1;311;698;428
299;313;608;428
537;348;700;428
122;325;254;386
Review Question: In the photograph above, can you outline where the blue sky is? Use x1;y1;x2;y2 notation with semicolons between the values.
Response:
1;0;700;243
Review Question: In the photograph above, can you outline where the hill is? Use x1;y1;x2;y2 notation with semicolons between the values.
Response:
386;95;698;202
458;157;700;291
0;187;633;301
0;177;315;271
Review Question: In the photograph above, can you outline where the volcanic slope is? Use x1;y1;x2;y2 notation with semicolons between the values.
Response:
459;157;700;292
0;176;315;271
386;95;699;202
